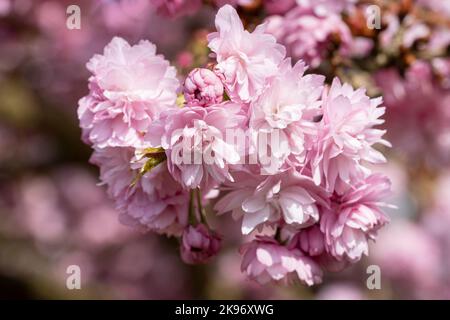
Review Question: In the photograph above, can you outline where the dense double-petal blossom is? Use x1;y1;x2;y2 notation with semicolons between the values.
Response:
375;61;450;167
215;170;328;234
147;103;247;189
371;221;441;297
320;174;391;262
266;6;353;68
180;224;222;264
208;5;286;102
309;78;390;193
78;37;179;149
249;59;324;174
90;147;189;235
240;236;323;285
184;68;224;107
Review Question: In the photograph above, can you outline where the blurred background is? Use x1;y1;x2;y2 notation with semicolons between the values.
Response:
0;0;449;299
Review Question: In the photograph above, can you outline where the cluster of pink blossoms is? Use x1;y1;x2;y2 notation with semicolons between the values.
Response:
78;5;392;286
265;0;368;68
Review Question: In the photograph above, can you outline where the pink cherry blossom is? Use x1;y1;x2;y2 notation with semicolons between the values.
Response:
101;0;152;33
215;170;328;235
73;3;395;286
90;147;189;235
423;172;450;297
320;174;391;262
180;224;222;264
374;61;450;167
78;37;179;149
265;7;353;68
184;68;224;107
240;236;323;285
208;5;286;102
90;147;136;200
146;103;247;189
371;221;441;298
309;78;390;194
249;59;324;173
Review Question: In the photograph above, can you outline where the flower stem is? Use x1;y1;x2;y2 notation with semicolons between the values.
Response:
189;189;197;225
195;188;208;226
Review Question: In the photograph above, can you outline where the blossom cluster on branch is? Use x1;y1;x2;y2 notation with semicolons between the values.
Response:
78;5;392;285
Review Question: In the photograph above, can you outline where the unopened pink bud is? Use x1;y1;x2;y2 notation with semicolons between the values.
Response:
180;224;221;264
184;68;224;107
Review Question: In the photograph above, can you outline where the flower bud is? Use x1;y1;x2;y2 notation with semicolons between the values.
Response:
180;224;221;264
184;68;224;107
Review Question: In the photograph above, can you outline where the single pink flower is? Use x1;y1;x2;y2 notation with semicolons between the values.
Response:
78;37;179;149
184;68;224;107
371;221;441;297
90;147;189;236
208;5;286;102
265;7;353;68
320;174;391;262
180;224;222;264
309;78;390;194
101;0;152;33
240;236;323;285
146;103;247;189
249;59;324;174
215;170;328;235
374;61;450;167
